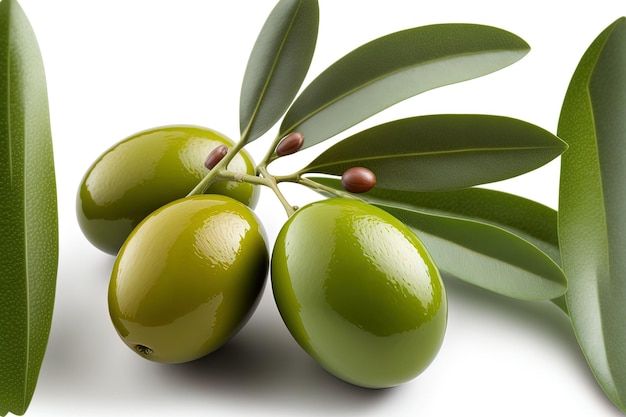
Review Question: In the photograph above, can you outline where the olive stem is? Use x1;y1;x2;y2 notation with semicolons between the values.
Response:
186;140;246;197
285;175;362;201
216;169;273;188
186;134;295;216
187;132;341;217
257;134;284;170
252;133;298;216
258;165;296;217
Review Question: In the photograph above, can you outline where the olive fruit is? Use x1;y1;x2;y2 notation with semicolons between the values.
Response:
271;198;447;389
77;125;260;255
108;194;269;364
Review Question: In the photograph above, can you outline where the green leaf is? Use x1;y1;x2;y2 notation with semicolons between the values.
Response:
380;205;566;301
239;0;318;144
361;184;560;265
0;0;58;415
308;177;566;301
279;24;530;150
301;114;567;191
557;17;626;412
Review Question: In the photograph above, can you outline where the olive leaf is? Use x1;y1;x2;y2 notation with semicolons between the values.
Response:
239;0;318;144
0;0;58;415
379;205;566;301
557;17;626;413
356;184;560;265
279;24;530;150
300;115;567;192
308;177;566;301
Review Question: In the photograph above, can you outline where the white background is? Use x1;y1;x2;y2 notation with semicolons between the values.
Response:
11;0;626;416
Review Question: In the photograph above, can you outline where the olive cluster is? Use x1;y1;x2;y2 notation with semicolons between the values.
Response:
76;125;447;389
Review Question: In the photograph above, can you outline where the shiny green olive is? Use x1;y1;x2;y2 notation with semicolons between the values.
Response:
77;125;259;255
108;194;268;364
271;198;447;389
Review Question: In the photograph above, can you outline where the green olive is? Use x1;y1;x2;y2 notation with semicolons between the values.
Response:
108;194;268;364
271;198;447;389
77;125;259;255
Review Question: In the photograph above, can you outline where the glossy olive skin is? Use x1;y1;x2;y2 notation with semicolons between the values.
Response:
108;195;269;364
77;125;260;255
271;198;447;389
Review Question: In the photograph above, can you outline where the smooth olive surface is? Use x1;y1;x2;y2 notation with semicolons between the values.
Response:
271;198;447;389
77;125;259;255
108;195;269;364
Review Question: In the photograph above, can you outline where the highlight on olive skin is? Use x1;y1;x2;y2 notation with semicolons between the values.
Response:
108;194;269;364
64;1;590;413
271;198;447;389
76;125;260;255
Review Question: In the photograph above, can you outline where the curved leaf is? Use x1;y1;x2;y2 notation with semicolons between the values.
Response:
557;17;626;412
301;115;567;191
315;179;561;264
308;177;565;300
377;204;566;301
0;0;58;415
239;0;318;143
279;24;530;149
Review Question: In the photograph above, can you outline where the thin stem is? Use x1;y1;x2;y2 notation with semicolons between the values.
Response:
219;169;274;187
186;132;354;218
185;132;297;217
257;134;284;170
254;133;299;216
289;175;362;201
187;140;246;197
258;165;296;217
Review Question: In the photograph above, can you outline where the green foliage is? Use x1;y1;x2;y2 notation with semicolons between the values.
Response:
301;115;566;191
279;24;530;150
0;0;58;415
557;17;626;412
310;179;565;301
239;0;319;144
53;0;626;414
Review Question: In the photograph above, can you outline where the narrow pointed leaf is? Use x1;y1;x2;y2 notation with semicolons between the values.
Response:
308;177;566;300
380;205;566;300
239;0;318;143
279;24;530;149
312;179;561;264
557;17;626;412
301;114;567;191
0;0;58;415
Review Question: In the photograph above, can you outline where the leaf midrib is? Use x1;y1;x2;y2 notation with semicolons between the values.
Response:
242;0;303;143
580;38;618;399
558;18;625;408
3;0;12;187
282;48;524;137
306;144;563;172
3;0;33;412
379;204;565;298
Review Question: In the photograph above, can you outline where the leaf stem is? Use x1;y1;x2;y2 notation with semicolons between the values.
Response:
186;140;246;197
185;134;298;217
285;174;362;201
257;133;283;169
258;165;296;217
187;134;357;218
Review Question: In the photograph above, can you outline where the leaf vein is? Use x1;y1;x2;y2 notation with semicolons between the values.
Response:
307;144;563;172
283;49;516;136
242;0;304;142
